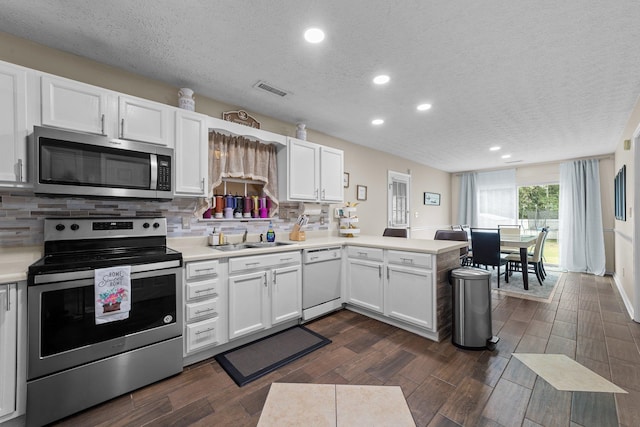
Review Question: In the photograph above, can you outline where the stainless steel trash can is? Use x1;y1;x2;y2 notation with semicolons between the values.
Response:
450;267;499;350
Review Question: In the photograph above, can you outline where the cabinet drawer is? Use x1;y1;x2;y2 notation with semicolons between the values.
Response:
186;298;218;322
229;251;300;273
185;278;219;301
387;250;432;269
347;246;384;261
185;317;218;353
186;259;220;279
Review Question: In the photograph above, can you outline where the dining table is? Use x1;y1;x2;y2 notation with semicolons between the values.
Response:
501;234;539;290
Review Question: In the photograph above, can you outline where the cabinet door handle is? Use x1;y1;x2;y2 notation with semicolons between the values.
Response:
195;308;215;315
101;114;105;134
378;265;382;278
272;270;277;285
195;327;215;335
264;272;268;287
4;289;8;312
314;188;318;198
322;189;326;199
195;268;215;273
120;118;125;138
387;266;390;280
280;257;293;262
17;158;23;182
201;178;205;190
400;258;414;264
358;252;368;257
194;288;215;294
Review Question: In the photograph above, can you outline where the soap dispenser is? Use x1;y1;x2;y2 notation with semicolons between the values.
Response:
266;222;276;242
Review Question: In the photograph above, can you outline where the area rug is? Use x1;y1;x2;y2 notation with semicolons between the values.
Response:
214;326;331;386
487;268;562;303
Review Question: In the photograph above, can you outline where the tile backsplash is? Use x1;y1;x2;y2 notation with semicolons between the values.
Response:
0;190;330;247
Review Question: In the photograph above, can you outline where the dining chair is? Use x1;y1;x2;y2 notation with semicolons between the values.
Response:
434;229;469;265
470;228;507;287
383;228;408;238
498;224;521;255
505;229;547;286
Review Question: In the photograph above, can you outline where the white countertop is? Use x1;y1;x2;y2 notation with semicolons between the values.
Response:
170;235;468;263
0;236;467;282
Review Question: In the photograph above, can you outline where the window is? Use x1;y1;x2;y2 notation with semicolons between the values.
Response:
388;171;411;229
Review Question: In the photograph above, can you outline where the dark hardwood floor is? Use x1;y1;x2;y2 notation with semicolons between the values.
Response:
53;272;640;427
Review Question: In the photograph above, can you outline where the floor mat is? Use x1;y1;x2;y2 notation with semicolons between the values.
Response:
215;326;331;386
491;268;562;302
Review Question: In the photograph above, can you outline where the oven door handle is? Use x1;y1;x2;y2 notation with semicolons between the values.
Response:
31;261;182;285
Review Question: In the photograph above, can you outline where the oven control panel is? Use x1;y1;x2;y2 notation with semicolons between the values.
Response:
44;217;167;241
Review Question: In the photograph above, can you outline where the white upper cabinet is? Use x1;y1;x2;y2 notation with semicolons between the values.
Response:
41;75;174;147
278;137;344;203
118;95;172;146
0;62;29;183
174;109;208;196
319;146;344;202
41;75;109;135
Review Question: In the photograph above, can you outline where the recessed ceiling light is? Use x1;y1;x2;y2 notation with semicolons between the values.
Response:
371;119;384;125
501;154;512;159
490;146;501;151
304;28;325;43
416;103;432;111
373;75;390;85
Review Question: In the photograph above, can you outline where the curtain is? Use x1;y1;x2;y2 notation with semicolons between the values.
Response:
559;159;605;275
195;131;279;217
476;169;517;228
457;172;478;227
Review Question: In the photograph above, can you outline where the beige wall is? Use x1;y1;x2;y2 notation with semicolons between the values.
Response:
613;92;640;320
0;31;450;237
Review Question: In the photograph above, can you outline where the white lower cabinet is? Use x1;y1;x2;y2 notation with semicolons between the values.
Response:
385;263;433;330
228;252;301;340
0;283;17;420
346;247;435;333
184;259;227;356
346;247;384;313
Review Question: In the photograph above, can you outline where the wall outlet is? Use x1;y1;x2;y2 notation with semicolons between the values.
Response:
182;216;191;229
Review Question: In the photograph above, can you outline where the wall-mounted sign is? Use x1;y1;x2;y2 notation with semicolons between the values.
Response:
222;110;261;129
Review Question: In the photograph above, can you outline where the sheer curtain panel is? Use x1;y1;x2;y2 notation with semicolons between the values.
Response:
476;169;517;228
559;159;605;275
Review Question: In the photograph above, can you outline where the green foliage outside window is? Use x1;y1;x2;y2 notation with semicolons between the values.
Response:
518;184;559;219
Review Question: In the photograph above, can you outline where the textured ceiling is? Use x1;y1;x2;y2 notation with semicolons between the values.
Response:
2;1;640;172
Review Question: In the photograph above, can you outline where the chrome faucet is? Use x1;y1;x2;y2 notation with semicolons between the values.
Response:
242;229;248;243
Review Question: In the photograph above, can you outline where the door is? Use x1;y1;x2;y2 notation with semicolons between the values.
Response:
347;258;384;313
320;146;344;202
0;284;17;418
118;96;171;146
175;110;208;196
228;271;268;339
271;265;302;325
288;138;319;201
385;265;433;329
41;75;109;135
388;170;411;231
0;62;27;182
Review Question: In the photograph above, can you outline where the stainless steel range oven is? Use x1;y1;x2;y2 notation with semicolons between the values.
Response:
27;217;183;427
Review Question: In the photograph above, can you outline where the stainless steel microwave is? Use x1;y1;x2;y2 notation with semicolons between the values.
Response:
32;126;174;200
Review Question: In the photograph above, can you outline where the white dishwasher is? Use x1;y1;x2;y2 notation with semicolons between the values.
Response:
302;247;342;321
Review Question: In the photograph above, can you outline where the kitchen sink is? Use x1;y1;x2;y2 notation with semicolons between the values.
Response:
211;243;253;251
211;241;295;252
245;241;295;248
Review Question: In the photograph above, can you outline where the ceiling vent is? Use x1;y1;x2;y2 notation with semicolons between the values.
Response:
254;81;289;97
505;160;523;164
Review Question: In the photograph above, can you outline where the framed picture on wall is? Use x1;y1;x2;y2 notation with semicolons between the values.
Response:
424;192;440;206
357;185;367;201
